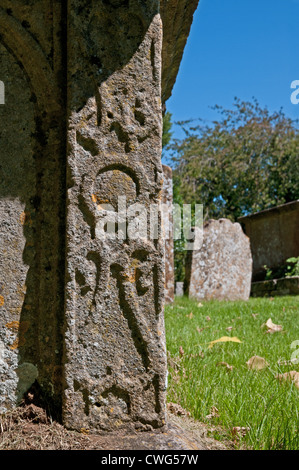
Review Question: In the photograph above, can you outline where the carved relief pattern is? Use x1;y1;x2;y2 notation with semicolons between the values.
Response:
65;1;167;431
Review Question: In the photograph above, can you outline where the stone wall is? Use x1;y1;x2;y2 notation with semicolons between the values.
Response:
239;201;299;282
0;0;199;431
251;277;299;297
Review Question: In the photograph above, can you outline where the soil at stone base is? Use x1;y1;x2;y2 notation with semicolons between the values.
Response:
0;403;236;451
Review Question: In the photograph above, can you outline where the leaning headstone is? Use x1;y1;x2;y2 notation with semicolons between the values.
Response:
187;219;252;301
162;165;174;303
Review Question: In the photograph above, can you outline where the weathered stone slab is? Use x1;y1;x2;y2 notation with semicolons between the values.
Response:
0;42;36;412
251;277;299;297
63;1;167;433
0;5;65;415
187;219;252;301
239;201;299;282
162;165;174;303
161;0;200;103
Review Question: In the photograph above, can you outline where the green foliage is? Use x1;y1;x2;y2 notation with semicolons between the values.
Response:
263;265;273;281
171;98;299;222
286;257;299;277
162;111;173;149
262;257;299;280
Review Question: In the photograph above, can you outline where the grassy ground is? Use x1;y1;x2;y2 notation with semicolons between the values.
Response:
165;295;299;450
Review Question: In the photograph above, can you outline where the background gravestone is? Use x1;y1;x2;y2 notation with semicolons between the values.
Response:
175;282;184;297
186;219;252;301
162;165;174;304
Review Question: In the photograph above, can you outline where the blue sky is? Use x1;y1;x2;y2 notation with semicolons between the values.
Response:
165;0;299;146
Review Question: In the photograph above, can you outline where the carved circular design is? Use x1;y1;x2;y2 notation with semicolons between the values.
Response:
93;169;137;210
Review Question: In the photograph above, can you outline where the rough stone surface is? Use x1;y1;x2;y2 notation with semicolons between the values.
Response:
162;165;174;303
64;2;167;433
251;276;299;298
0;2;65;414
239;201;299;282
161;0;200;103
187;219;252;301
0;0;199;433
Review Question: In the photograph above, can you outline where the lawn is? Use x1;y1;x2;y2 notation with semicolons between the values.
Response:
165;296;299;450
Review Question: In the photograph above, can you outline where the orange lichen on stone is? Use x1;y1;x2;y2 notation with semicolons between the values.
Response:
5;320;20;332
19;211;32;227
20;211;26;225
0;295;4;307
125;259;140;283
9;337;26;350
6;321;30;349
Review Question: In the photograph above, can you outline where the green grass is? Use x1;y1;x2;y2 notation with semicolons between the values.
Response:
165;296;299;450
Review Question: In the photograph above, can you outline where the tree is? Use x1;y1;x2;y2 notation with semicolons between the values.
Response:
162;111;173;150
171;98;299;222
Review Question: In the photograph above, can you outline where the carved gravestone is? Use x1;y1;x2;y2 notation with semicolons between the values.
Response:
187;219;252;301
162;165;174;303
0;0;199;432
64;1;167;432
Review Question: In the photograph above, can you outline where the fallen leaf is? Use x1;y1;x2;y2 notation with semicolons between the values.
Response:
275;371;299;390
232;426;250;437
262;318;283;334
186;312;193;319
277;358;298;366
179;346;184;357
196;326;204;333
226;326;233;332
252;313;259;319
80;428;90;435
197;302;203;307
206;316;211;322
206;406;219;420
167;402;191;417
208;336;242;349
189;351;204;359
246;355;268;370
217;362;234;372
